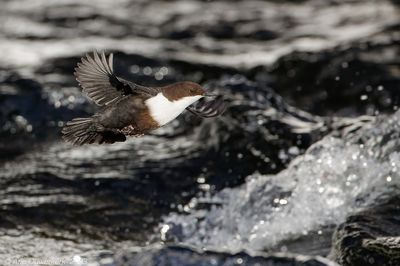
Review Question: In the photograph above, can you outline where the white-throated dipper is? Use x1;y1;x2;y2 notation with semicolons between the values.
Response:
62;51;225;145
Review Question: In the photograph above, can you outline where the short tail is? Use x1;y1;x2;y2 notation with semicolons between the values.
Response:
62;117;126;145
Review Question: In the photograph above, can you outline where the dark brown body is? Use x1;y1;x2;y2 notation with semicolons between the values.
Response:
95;95;159;136
62;51;225;145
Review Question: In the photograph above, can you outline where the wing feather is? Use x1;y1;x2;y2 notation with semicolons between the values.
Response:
75;51;160;106
186;96;226;118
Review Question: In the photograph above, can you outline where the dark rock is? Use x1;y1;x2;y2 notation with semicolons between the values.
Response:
331;196;400;266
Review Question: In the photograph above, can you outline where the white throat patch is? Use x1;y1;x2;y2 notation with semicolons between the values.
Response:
145;93;202;126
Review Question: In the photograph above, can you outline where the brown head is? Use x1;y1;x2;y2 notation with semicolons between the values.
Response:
161;81;206;101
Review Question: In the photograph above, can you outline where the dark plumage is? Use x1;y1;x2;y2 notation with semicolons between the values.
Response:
62;51;226;145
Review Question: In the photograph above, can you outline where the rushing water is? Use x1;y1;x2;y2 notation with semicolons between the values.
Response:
162;111;400;254
0;0;399;265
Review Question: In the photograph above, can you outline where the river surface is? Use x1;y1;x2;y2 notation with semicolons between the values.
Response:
0;0;399;265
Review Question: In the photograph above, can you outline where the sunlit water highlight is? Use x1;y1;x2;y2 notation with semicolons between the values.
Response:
162;110;400;252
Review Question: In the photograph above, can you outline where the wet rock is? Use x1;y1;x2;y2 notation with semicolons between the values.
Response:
331;196;400;266
96;245;338;266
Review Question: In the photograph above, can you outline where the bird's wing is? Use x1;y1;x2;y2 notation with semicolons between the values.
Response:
186;96;226;118
74;51;158;106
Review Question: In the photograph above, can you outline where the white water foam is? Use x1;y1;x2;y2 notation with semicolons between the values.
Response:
162;111;400;251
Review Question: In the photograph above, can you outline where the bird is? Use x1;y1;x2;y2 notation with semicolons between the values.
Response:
62;51;226;145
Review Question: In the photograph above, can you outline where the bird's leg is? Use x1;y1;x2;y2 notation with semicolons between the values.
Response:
119;125;137;136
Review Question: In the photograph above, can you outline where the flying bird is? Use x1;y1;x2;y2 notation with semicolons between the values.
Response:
62;51;225;145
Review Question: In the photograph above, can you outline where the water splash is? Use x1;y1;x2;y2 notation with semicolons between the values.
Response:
162;110;400;251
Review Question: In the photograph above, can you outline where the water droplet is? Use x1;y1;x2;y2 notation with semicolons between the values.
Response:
288;146;299;155
160;224;170;241
155;72;164;80
279;199;288;205
143;66;152;75
160;66;169;75
199;184;211;191
130;65;140;73
68;95;75;102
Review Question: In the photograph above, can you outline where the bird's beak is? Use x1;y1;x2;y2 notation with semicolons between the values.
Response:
204;93;218;97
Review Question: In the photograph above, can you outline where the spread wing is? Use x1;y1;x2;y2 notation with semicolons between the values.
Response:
186;95;226;118
74;51;158;106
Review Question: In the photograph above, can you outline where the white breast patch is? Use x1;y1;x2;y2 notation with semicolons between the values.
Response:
145;93;202;126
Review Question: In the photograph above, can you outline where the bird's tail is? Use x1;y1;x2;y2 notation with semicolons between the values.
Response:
62;117;126;145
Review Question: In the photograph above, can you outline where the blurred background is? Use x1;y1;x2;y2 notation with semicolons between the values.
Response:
0;0;400;265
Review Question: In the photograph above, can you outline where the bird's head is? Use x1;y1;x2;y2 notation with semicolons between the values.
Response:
161;81;209;102
158;81;224;116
